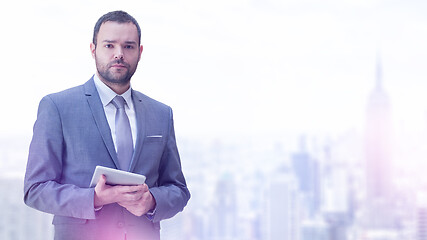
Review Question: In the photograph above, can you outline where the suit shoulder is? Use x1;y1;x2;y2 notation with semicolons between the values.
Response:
132;90;171;111
44;84;85;102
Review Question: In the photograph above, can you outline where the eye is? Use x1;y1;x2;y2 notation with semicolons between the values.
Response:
124;45;134;49
105;44;113;48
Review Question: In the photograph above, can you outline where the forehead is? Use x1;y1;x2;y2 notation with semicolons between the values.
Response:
97;21;139;43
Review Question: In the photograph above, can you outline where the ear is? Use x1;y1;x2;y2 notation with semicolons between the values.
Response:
90;43;96;58
138;45;143;61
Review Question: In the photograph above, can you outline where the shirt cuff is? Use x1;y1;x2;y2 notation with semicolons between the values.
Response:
145;207;156;221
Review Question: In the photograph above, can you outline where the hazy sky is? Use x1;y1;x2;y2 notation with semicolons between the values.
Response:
2;0;427;139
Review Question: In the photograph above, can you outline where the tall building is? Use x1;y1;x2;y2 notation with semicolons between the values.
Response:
266;173;301;240
291;136;321;217
209;173;237;240
322;167;351;240
364;57;394;228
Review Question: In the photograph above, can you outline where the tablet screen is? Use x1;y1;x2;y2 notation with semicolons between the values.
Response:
89;166;146;187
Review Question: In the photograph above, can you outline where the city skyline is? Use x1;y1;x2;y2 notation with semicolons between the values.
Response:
2;72;426;239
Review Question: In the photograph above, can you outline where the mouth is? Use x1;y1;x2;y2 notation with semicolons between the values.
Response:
111;64;127;68
109;60;129;69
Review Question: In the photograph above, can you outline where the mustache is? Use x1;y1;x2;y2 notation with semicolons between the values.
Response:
108;59;130;68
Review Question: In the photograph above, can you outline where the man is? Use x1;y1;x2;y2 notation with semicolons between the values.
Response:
24;10;190;240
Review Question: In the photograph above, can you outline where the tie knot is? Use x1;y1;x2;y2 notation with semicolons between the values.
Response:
111;96;126;109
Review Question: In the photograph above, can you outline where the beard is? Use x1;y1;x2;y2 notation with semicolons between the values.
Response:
96;58;138;85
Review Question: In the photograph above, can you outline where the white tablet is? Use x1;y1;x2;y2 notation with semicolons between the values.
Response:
89;165;146;187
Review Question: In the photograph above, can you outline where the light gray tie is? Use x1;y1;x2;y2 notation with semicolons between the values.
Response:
111;96;133;171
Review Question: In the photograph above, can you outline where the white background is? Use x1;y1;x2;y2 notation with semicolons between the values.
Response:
1;0;427;139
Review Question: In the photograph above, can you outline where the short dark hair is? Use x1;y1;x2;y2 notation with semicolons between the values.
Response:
93;10;141;46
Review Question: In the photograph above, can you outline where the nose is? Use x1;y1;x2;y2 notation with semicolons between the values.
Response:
114;47;124;60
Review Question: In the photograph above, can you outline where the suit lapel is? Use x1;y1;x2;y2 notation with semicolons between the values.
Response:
129;90;146;172
84;78;120;169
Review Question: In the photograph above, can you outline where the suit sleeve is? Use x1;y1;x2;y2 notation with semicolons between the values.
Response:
23;96;97;219
149;108;191;222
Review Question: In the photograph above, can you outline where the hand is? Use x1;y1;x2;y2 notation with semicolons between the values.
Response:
118;184;156;217
94;175;145;208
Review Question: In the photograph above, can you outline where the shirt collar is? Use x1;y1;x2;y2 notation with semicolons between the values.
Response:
93;74;134;109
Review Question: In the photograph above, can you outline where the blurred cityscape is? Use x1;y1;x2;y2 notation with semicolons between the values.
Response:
1;61;427;240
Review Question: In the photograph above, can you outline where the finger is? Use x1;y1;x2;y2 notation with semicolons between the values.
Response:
96;174;107;187
124;191;144;201
117;184;145;194
118;199;145;208
100;174;107;183
124;184;148;193
123;191;151;205
118;201;139;207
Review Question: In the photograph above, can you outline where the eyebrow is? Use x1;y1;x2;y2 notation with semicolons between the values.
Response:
124;41;138;45
102;40;138;45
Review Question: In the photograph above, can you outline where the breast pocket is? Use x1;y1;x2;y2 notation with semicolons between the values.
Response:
145;135;163;143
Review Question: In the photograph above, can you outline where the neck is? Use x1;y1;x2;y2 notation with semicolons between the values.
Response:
97;74;130;95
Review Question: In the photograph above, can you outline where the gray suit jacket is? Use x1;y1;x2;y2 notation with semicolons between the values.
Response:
24;77;190;240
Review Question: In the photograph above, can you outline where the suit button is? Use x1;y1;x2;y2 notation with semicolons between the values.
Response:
117;222;124;228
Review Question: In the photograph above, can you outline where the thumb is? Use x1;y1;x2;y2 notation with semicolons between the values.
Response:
94;174;109;208
141;183;149;192
96;174;107;188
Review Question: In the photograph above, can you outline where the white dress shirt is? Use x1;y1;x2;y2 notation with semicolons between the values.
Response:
93;74;137;150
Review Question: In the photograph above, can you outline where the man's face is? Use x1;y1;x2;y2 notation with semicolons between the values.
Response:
90;21;142;86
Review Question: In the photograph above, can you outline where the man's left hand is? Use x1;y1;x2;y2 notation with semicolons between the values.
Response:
118;184;156;217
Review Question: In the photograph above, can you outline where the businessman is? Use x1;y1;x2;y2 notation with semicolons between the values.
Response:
24;10;190;240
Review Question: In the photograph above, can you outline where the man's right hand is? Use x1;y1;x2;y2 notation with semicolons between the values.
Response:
94;174;145;209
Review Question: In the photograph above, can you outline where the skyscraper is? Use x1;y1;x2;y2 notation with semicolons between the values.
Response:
364;56;394;228
267;173;301;240
291;136;321;217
